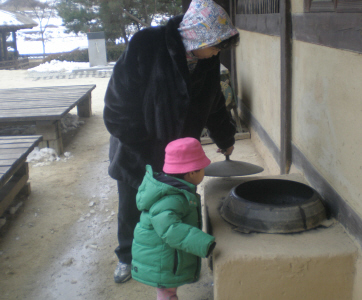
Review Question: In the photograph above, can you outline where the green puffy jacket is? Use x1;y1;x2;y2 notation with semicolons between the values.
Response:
131;165;215;288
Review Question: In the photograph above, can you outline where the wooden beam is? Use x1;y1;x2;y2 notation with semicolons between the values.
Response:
235;14;281;36
280;0;292;174
235;13;362;54
292;13;362;54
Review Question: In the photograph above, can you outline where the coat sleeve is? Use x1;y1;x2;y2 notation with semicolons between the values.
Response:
103;31;150;144
205;57;236;150
149;196;215;258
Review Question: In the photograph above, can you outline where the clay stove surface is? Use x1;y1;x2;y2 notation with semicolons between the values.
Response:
204;174;358;300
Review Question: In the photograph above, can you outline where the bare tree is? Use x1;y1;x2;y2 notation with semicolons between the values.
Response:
57;0;182;45
26;0;56;58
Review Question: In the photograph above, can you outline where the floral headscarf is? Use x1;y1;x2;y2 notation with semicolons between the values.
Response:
179;0;239;52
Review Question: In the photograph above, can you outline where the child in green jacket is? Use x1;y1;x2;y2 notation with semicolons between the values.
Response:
131;137;216;300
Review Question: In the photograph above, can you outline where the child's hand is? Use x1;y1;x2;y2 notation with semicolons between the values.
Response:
217;146;234;156
206;242;216;257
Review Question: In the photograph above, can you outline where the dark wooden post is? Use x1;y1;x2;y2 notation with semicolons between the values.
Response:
0;31;3;61
229;0;238;103
218;0;232;71
12;32;18;59
1;32;7;61
280;0;292;174
11;31;19;69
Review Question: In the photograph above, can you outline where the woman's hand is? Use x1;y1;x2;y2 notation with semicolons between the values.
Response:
217;146;234;156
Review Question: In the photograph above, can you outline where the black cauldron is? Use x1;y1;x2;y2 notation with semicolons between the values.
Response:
220;179;327;233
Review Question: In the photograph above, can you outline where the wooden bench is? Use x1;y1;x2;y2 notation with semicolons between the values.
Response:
0;135;42;217
0;85;96;155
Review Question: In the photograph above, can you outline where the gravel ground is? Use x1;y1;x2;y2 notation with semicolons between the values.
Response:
0;70;215;300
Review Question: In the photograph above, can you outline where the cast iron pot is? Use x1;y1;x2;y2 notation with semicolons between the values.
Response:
220;179;327;233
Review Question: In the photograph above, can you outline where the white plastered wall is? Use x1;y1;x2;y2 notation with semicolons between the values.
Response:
235;17;362;226
235;30;281;150
291;43;362;299
292;42;362;215
234;7;362;297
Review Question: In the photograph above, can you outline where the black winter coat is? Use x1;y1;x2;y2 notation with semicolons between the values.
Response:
103;15;236;189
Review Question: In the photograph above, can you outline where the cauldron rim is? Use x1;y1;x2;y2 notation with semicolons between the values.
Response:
231;179;317;207
220;179;328;234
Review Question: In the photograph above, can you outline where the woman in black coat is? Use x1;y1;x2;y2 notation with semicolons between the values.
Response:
103;0;239;284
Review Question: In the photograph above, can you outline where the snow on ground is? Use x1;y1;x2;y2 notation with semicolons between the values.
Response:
28;60;91;73
17;34;88;56
26;147;72;167
8;15;88;56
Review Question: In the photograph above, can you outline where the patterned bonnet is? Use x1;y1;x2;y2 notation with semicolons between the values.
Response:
179;0;239;52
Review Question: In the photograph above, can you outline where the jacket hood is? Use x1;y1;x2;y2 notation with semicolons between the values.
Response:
136;165;196;211
178;0;238;51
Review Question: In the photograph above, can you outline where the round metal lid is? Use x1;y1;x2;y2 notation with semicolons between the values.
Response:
204;156;264;177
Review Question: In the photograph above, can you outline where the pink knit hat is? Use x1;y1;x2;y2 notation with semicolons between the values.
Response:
163;137;211;174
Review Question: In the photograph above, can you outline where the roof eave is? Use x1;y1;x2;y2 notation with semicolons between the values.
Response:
0;24;37;32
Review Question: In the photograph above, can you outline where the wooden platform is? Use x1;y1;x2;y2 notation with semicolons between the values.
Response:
0;85;96;154
0;135;42;217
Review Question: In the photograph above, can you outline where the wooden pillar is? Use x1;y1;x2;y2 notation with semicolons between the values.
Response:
36;120;64;155
0;31;2;61
12;31;18;59
77;93;92;117
280;0;292;174
229;0;238;103
218;0;232;71
0;162;30;217
11;31;19;69
1;32;7;61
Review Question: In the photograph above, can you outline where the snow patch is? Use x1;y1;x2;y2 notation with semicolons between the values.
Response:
28;60;90;73
27;147;60;163
26;147;73;166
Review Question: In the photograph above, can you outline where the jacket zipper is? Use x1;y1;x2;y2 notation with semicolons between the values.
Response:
173;249;178;275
